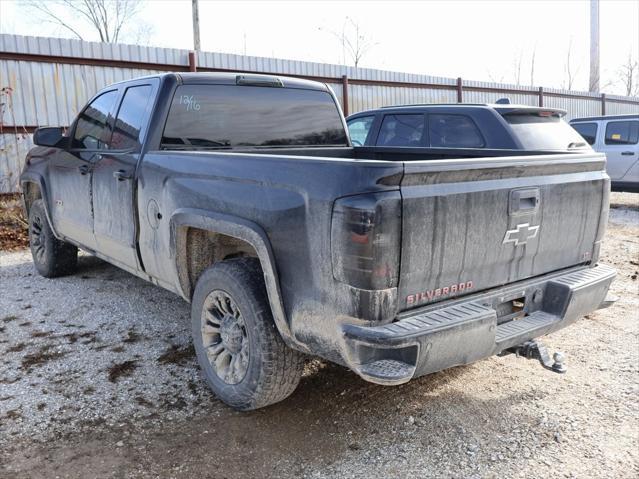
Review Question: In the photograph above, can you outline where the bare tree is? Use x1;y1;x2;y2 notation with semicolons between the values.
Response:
130;22;155;47
486;70;505;83
563;37;582;90
25;0;146;44
529;44;536;86
321;17;377;68
617;53;639;97
513;49;523;86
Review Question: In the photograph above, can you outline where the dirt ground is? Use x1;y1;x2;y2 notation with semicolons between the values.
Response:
0;193;637;479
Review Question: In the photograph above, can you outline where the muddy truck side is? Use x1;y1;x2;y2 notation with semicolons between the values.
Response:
20;73;616;410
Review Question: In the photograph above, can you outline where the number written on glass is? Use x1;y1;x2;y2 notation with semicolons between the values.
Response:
179;95;201;111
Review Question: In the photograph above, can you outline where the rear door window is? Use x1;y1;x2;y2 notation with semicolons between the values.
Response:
376;114;424;146
605;120;639;145
347;116;375;146
161;85;347;149
110;84;153;150
571;122;598;145
429;114;484;148
72;90;119;149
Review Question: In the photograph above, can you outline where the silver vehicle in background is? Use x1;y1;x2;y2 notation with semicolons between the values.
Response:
570;114;639;192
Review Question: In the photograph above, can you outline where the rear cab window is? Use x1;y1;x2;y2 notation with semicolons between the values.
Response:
376;114;424;146
605;120;639;145
502;111;590;150
161;85;348;149
571;122;598;145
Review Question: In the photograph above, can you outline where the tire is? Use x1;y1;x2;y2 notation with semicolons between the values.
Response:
191;258;304;410
28;199;78;278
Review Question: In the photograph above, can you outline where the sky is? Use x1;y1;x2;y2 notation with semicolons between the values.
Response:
1;0;638;96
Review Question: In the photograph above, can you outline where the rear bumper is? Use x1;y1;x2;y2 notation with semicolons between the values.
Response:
342;264;616;385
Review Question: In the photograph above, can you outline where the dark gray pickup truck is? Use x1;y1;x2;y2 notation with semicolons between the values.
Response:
21;73;616;410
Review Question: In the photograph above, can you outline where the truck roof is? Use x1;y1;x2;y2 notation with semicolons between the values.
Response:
176;72;330;91
106;72;330;92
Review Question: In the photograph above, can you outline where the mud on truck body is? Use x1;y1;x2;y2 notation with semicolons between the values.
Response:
21;73;616;410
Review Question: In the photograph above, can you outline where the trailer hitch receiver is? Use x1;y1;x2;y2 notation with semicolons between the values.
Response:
500;340;567;374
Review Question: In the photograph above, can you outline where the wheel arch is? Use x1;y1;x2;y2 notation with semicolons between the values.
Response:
169;208;301;350
20;174;59;237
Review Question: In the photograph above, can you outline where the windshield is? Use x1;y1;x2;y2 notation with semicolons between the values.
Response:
503;112;591;151
162;84;348;149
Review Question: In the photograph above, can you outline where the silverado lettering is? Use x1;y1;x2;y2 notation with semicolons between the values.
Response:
406;281;474;305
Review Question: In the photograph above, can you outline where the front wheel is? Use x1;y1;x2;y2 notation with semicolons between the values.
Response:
28;199;78;278
191;258;304;410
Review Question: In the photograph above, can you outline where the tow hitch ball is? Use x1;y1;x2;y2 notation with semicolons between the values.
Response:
500;340;567;374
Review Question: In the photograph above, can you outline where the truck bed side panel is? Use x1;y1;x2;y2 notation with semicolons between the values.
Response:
136;151;403;355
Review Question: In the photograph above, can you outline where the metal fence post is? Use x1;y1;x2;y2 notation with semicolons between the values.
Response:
538;87;544;107
601;93;606;115
342;75;349;117
456;77;463;103
189;51;197;72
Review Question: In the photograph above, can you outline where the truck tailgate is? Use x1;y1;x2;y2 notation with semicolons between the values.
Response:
399;153;609;310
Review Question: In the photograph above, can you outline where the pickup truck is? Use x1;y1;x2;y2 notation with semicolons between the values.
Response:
21;73;616;410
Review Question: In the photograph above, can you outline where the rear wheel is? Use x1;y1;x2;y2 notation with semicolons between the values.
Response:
28;199;78;278
191;258;304;410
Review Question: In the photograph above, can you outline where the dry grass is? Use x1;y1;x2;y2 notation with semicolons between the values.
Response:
0;193;28;251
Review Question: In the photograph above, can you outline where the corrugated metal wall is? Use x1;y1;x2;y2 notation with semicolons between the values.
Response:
0;132;32;194
347;84;457;113
0;33;189;67
0;60;164;126
1;33;638;193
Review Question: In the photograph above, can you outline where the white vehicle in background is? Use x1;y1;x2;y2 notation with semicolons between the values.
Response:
570;114;639;192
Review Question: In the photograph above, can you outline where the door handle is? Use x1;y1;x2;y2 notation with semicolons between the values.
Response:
113;169;133;181
78;164;90;175
621;151;635;156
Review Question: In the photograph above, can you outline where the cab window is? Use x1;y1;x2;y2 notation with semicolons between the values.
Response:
72;90;119;149
110;85;153;150
571;122;598;145
347;116;374;146
162;85;347;148
605;120;639;145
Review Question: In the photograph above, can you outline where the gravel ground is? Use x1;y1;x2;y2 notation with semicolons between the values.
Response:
0;192;637;479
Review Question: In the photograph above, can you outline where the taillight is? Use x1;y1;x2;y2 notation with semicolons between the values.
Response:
331;191;401;290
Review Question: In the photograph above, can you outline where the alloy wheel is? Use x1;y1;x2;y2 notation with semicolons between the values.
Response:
201;290;249;385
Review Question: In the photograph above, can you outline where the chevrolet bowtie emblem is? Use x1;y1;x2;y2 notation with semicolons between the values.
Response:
503;223;539;246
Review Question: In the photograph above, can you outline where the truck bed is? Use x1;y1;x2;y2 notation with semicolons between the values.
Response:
141;146;608;320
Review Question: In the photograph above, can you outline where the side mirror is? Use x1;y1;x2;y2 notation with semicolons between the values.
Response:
33;127;67;148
